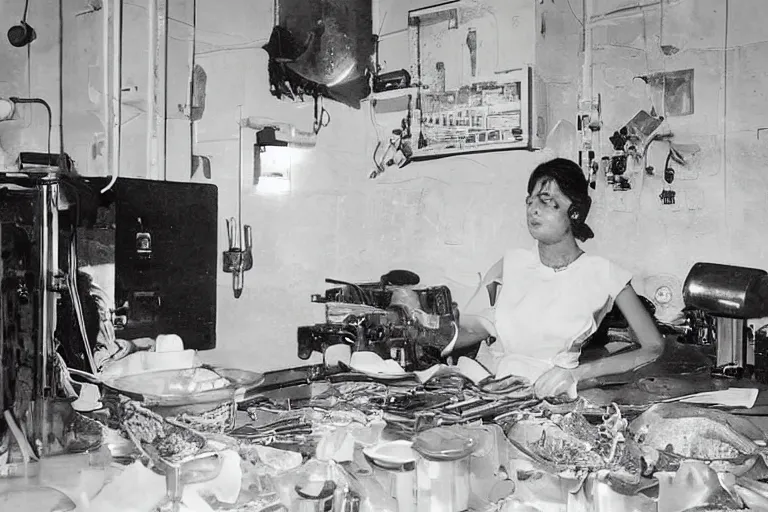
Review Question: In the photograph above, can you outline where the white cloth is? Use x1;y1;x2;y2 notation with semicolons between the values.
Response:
474;248;632;382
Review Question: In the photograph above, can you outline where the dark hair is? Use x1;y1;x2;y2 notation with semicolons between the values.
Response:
527;158;594;242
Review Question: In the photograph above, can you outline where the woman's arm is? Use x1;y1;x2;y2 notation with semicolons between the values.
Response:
573;284;665;383
449;258;503;352
451;312;498;352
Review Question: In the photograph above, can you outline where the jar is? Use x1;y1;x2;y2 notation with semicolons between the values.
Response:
412;427;476;512
362;440;417;512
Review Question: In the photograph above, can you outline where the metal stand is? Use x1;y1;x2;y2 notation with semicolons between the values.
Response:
33;172;61;456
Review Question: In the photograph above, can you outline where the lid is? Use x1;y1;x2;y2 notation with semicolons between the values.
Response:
362;440;416;471
412;427;476;461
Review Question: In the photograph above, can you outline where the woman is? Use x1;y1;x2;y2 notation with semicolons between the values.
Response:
449;158;664;399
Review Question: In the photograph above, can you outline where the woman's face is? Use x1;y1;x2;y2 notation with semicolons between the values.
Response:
526;178;574;244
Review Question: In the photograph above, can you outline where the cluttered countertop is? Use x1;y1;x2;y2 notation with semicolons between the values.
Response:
4;332;768;512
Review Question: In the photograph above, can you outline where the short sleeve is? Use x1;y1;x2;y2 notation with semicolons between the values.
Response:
605;259;633;301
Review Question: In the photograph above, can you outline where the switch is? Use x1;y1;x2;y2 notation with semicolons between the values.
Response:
135;217;152;260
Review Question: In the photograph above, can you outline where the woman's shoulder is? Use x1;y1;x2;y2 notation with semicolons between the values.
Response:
580;253;623;268
580;252;611;266
579;253;634;294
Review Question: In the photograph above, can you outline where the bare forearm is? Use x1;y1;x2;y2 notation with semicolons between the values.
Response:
576;286;665;383
574;347;659;382
453;313;495;351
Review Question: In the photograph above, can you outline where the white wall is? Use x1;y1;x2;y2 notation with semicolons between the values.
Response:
192;0;585;371
4;0;768;372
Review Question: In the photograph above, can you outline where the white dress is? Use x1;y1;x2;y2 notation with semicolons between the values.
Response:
473;248;632;382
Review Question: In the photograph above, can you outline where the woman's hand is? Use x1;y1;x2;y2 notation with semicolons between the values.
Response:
534;366;578;400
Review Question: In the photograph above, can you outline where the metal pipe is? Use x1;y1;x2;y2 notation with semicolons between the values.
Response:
38;182;49;400
0;223;3;412
147;0;157;179
582;0;592;109
102;0;110;174
722;0;729;256
188;0;197;176
147;0;168;181
101;0;123;194
48;180;59;395
590;0;659;23
38;177;59;398
58;0;64;167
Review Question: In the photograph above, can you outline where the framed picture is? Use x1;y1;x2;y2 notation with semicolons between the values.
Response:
408;0;533;158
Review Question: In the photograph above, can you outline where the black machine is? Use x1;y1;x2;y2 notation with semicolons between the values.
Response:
79;177;219;351
297;270;458;371
1;170;219;457
682;262;768;379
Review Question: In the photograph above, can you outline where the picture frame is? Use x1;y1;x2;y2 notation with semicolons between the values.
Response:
408;0;533;159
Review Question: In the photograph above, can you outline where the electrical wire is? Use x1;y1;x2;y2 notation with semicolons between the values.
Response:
58;0;64;170
565;0;584;27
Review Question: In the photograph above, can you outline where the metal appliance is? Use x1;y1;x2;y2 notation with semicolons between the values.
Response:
1;170;219;459
1;169;70;458
682;262;768;377
262;0;374;108
296;271;458;371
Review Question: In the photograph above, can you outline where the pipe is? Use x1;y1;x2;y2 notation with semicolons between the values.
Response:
102;0;110;176
38;177;61;398
147;0;157;179
58;0;64;168
147;0;168;181
582;0;592;112
9;98;52;156
721;0;729;254
188;0;196;177
101;0;123;194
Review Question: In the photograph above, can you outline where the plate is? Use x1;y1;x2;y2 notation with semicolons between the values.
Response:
102;366;264;407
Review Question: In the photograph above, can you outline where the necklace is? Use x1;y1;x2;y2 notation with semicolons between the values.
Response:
549;250;584;272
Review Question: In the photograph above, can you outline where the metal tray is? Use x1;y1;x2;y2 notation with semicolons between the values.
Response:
102;366;264;407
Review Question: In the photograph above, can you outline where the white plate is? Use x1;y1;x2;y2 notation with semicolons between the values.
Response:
349;351;412;380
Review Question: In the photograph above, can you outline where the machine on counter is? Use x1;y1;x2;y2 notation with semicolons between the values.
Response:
0;170;218;457
682;262;768;380
297;270;458;371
